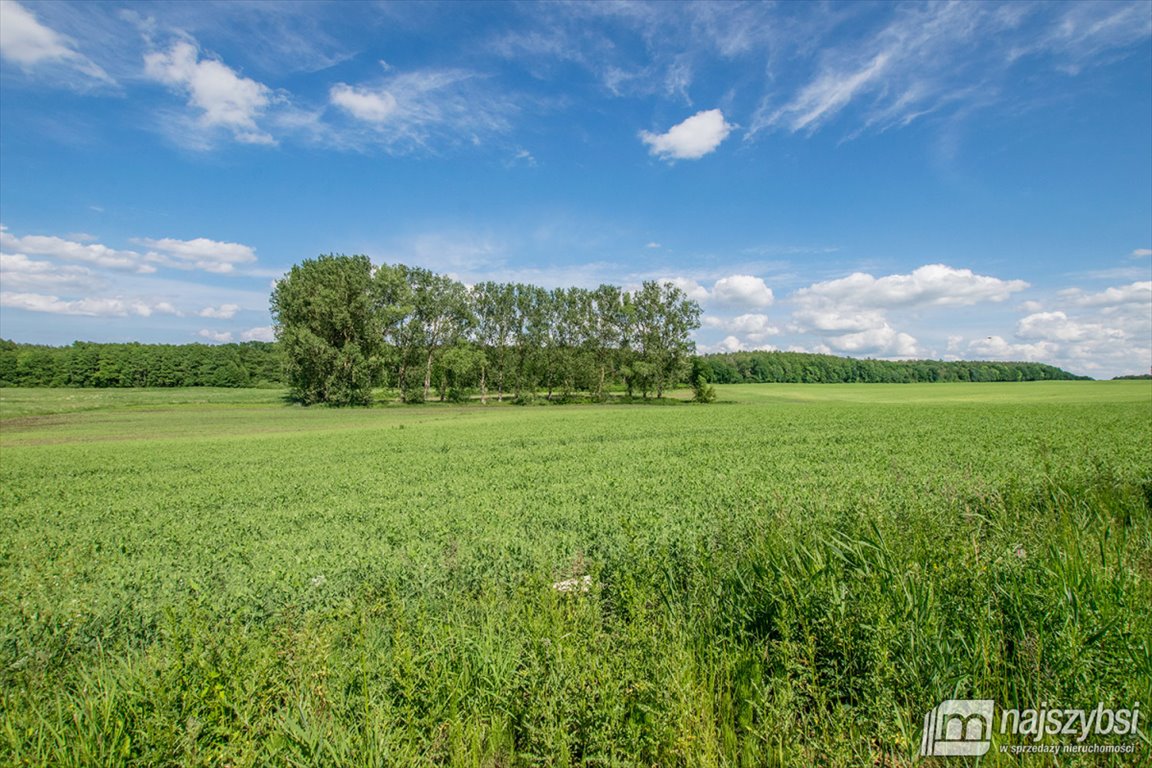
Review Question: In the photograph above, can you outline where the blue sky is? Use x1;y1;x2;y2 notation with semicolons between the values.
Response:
1;0;1149;378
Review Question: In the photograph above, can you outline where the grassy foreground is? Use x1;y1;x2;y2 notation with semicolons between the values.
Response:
1;382;1150;766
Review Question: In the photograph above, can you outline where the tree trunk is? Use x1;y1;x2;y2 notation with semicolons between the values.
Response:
480;363;487;404
423;350;433;402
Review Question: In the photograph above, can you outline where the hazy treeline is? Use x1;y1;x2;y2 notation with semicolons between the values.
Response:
0;340;283;388
271;254;703;405
698;351;1086;383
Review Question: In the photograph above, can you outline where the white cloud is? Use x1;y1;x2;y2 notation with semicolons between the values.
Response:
704;313;779;341
0;0;112;84
144;39;275;146
0;227;152;272
1;291;168;317
240;325;275;342
716;335;742;353
1017;311;1126;343
660;276;709;303
645;242;662;249
1067;281;1151;308
967;335;1060;361
325;69;514;153
823;325;919;357
640;109;732;160
0;0;69;65
134;237;257;274
790;307;888;334
1131;248;1152;258
771;52;892;133
199;303;240;319
750;1;1152;138
711;274;773;307
0;252;99;292
197;329;233;343
329;83;397;122
794;264;1028;309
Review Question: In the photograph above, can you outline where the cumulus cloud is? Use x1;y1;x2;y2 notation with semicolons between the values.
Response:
967;335;1060;361
660;276;710;303
640;109;732;160
1;227;153;272
199;303;240;319
240;325;275;342
784;263;1031;362
795;264;1028;309
790;307;888;334
134;237;257;274
716;336;742;353
1017;311;1126;343
1066;281;1151;308
197;329;233;343
704;313;779;342
2;226;260;277
711;274;773;307
0;0;113;85
955;280;1151;376
144;39;276;146
0;291;174;317
823;324;919;357
0;252;99;292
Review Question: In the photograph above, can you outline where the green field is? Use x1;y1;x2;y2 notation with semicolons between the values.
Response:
1;383;1150;766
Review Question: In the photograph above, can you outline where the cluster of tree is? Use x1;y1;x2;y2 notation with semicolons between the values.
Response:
270;254;702;405
1112;373;1151;380
0;340;283;388
696;351;1087;384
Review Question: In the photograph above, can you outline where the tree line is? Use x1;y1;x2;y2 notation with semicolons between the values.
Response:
270;254;703;405
0;341;1087;392
0;340;283;388
697;351;1087;384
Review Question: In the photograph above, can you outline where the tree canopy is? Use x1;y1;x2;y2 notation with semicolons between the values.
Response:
271;254;703;405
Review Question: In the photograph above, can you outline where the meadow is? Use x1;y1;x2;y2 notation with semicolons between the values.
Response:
1;382;1149;767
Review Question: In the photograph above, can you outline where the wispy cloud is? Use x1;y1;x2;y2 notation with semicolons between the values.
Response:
325;69;516;153
0;0;114;88
751;1;1150;138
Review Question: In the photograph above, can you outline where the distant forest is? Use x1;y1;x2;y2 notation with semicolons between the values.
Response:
0;340;283;389
697;351;1088;384
0;338;1089;389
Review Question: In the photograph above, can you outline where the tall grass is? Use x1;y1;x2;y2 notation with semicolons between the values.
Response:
1;383;1149;766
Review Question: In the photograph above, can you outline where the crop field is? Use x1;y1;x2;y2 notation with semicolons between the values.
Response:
1;382;1150;767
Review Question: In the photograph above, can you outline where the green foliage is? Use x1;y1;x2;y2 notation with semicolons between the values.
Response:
0;340;283;388
697;350;1088;384
271;254;384;405
691;358;716;403
1;382;1149;765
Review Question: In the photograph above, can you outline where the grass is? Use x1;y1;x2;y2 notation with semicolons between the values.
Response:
1;382;1150;766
